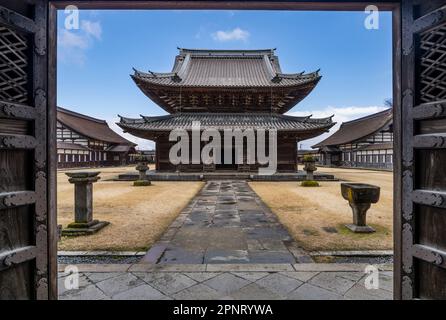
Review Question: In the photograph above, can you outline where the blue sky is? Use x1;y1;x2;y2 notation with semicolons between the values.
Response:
57;9;392;149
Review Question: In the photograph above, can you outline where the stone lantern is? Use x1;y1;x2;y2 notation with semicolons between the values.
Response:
341;183;380;233
62;172;109;236
303;155;317;181
134;156;151;186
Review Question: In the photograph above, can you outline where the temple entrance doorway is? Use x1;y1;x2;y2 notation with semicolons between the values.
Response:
5;0;445;300
216;145;237;171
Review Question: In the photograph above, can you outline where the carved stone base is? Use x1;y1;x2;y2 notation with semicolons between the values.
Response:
62;220;110;236
345;224;376;233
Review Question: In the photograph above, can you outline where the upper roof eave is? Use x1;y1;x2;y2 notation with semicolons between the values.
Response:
132;68;322;88
177;48;277;56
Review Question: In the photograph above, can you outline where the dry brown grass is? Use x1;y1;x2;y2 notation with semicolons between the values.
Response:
57;166;203;251
250;167;393;252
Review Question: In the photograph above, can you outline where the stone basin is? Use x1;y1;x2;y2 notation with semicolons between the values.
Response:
65;171;101;179
341;183;380;204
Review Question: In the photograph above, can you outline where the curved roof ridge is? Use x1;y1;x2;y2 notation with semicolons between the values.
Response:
133;69;181;82
137;112;335;125
341;107;392;126
58;106;106;124
178;48;276;55
280;113;334;123
273;70;321;82
141;114;173;122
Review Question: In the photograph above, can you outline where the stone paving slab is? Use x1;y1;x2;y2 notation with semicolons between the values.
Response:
59;267;393;300
58;263;393;273
143;180;312;264
58;263;393;277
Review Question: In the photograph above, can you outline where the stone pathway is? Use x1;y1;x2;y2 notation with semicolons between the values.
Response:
142;181;312;264
57;263;393;300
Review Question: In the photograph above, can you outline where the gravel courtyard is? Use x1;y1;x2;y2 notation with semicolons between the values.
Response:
57;166;204;251
250;167;393;252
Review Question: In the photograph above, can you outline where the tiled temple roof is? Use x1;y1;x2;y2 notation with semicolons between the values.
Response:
313;108;393;148
133;48;321;88
57;107;136;145
131;48;321;114
118;113;334;132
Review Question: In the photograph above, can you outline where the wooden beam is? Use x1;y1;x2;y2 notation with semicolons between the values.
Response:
412;189;446;209
413;133;446;149
392;1;402;300
0;191;36;209
0;100;37;120
413;100;446;120
412;5;446;34
0;134;37;149
49;1;398;11
0;246;37;272
0;5;37;33
412;244;446;270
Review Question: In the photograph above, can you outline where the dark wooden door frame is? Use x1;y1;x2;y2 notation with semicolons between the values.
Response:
46;0;403;299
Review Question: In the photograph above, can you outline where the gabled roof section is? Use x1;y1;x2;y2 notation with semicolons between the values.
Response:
132;48;321;88
57;107;136;146
313;108;393;148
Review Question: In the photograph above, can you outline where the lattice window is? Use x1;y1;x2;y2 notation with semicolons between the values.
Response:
419;23;446;103
0;26;29;104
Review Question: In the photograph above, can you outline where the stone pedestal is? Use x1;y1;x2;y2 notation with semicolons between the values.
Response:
62;172;109;236
341;183;380;233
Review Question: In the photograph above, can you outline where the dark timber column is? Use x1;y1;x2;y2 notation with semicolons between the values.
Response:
399;0;446;299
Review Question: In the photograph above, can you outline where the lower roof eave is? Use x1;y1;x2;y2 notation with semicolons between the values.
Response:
120;127;331;141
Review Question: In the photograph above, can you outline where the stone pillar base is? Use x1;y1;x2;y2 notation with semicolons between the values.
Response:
345;224;375;233
62;220;110;236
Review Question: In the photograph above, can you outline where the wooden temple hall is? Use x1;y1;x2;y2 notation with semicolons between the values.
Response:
118;48;334;172
313;108;394;170
57;107;137;168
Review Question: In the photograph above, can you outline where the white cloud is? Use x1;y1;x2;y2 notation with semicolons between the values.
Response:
195;26;206;39
211;27;250;42
287;105;388;150
81;20;102;40
58;20;102;65
58;29;89;49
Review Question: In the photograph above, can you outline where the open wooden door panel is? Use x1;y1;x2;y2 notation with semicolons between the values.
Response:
0;0;55;299
400;0;446;299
